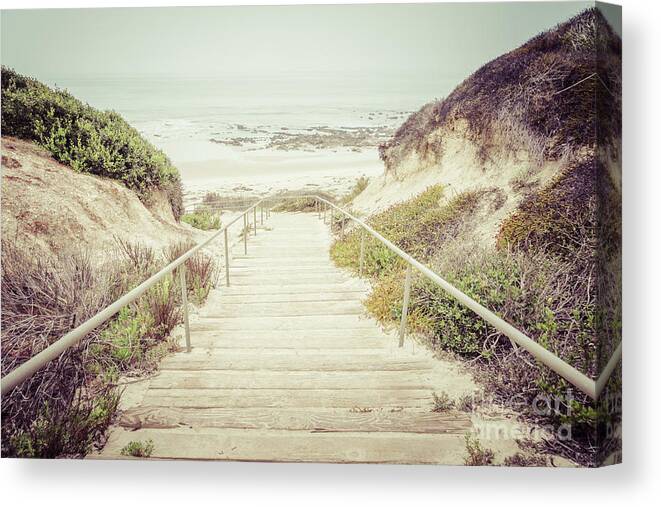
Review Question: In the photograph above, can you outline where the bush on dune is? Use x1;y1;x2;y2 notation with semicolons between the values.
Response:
380;8;621;172
1;67;184;219
331;185;482;275
181;210;222;231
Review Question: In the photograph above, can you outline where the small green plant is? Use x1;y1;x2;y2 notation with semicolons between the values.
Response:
181;210;221;230
120;439;155;458
464;435;495;466
144;275;181;337
431;391;454;412
95;307;153;367
271;191;336;213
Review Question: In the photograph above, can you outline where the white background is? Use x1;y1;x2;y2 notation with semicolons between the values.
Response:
0;0;658;505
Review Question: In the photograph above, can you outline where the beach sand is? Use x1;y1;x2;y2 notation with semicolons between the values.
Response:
180;147;384;208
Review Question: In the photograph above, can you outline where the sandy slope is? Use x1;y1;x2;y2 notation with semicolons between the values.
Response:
1;137;193;261
351;124;564;247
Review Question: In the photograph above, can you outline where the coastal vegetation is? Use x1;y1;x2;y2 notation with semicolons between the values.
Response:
181;210;222;231
1;239;217;457
1;67;184;219
120;439;155;458
330;177;617;464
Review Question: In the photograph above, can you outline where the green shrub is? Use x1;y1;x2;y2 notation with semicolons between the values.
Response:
365;242;600;420
6;390;118;459
1;67;183;219
272;197;317;212
331;185;482;276
120;439;154;458
181;210;221;230
464;435;495;466
144;275;182;337
99;307;153;366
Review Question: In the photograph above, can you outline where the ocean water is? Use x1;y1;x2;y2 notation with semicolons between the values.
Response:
44;74;454;198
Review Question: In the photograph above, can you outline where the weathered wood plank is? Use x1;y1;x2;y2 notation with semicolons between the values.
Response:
96;427;467;463
183;337;390;349
183;327;395;341
149;370;434;390
208;291;366;304
215;283;365;296
141;388;435;409
231;274;351;286
117;406;471;434
201;300;365;318
190;315;381;331
160;353;433;372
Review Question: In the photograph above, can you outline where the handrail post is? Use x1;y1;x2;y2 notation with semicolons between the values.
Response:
179;265;191;353
260;206;264;225
224;227;230;286
359;232;366;276
399;264;412;347
254;207;257;235
341;216;345;239
243;213;248;255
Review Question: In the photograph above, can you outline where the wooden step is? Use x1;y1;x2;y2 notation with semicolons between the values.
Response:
96;427;468;463
160;353;434;372
190;314;381;331
117;406;471;434
206;291;366;304
200;300;365;318
148;370;436;390
217;283;363;296
140;387;435;409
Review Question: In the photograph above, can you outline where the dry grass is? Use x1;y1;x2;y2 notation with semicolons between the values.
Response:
1;236;218;457
1;241;126;457
464;435;495;466
164;240;218;303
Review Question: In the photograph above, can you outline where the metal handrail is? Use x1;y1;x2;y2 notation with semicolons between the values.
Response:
304;195;621;400
0;198;269;396
2;192;622;401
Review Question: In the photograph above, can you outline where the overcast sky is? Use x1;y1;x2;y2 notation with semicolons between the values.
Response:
2;2;617;81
